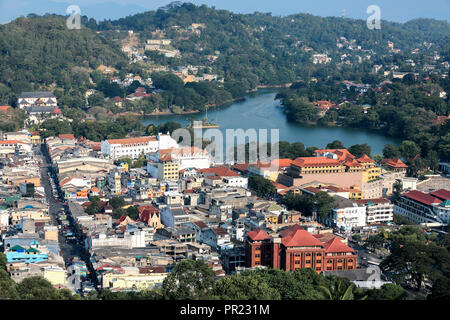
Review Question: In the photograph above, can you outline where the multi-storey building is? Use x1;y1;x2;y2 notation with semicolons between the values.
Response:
355;198;394;224
101;136;158;160
394;189;450;225
17;91;57;109
277;149;382;198
147;160;179;181
245;225;357;272
101;133;178;160
160;205;189;228
156;146;211;170
329;196;367;231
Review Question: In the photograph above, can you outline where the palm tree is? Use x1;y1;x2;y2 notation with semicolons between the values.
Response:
320;280;366;300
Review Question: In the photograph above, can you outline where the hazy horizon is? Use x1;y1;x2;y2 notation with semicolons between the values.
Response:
1;0;449;24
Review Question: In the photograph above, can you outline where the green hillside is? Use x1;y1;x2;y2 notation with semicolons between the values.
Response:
0;15;128;105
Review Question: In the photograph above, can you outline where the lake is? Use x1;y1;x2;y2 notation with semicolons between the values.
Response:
142;90;400;155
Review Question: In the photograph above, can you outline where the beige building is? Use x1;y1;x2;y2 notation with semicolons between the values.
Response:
101;267;167;291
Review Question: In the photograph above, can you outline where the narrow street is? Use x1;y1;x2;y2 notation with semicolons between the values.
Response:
39;144;86;293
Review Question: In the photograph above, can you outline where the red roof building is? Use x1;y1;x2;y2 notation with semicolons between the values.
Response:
59;134;75;140
0;106;12;112
247;228;271;241
429;189;450;201
380;158;408;171
137;206;162;229
403;190;441;206
396;189;450;224
245;224;357;272
51;107;62;115
198;166;239;177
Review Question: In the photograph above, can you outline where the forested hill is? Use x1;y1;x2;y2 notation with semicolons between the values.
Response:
0;15;128;105
0;3;448;105
95;2;450;52
91;2;449;91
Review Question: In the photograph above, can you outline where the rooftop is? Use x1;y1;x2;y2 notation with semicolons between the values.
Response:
403;190;442;206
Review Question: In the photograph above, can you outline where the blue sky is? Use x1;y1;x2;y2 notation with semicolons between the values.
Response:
1;0;449;23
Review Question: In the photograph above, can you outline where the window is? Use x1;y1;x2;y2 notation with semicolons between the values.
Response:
294;260;300;264
316;260;321;263
306;260;311;264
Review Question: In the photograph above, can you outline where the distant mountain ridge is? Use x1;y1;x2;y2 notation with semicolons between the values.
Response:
0;0;147;23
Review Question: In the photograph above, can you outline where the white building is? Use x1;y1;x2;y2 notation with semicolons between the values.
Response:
154;146;211;170
88;228;146;250
355;198;394;225
0;140;32;156
17;91;57;109
0;211;9;227
200;227;234;252
394;189;450;226
160;205;189;228
198;166;248;188
101;133;178;160
330;196;367;231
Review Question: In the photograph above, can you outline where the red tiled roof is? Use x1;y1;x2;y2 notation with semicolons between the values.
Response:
403;190;442;206
213;227;229;236
138;205;159;214
138;207;159;224
52;107;62;115
252;159;293;170
292;157;342;168
303;186;322;194
107;136;157;145
59;134;75;140
232;163;254;172
322;237;355;253
429;189;450;201
0;140;27;145
271;181;288;190
247;228;271;241
193;221;209;229
344;159;362;167
280;224;324;247
198;166;239;177
357;154;374;163
314;149;355;161
431;115;450;125
0;106;12;111
381;158;408;168
324;185;347;193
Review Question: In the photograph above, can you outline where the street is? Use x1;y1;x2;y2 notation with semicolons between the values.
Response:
39;144;86;293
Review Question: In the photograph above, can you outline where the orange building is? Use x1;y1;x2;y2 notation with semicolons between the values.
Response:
245;225;357;273
380;158;408;172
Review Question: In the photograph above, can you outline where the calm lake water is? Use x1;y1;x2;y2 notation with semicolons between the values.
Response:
142;90;400;155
